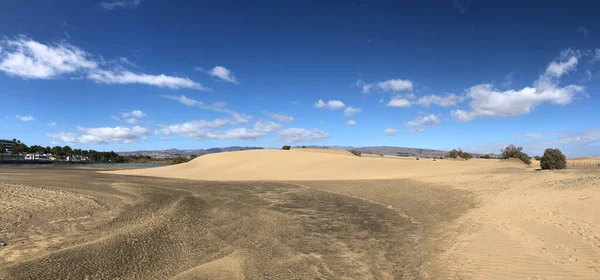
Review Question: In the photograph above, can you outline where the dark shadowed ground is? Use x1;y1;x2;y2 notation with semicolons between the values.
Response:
0;168;474;279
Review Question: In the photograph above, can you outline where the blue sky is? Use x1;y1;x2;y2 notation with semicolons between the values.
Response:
1;0;599;156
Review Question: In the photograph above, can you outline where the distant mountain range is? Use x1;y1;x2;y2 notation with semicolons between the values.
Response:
118;146;264;158
120;145;497;158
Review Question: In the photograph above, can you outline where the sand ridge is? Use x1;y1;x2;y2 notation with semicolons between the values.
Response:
107;148;512;181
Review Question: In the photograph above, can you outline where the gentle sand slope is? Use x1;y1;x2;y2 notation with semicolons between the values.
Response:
107;148;506;181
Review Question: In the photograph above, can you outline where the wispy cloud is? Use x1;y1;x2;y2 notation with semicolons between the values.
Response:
346;120;357;126
16;114;34;121
263;112;294;122
47;125;152;144
357;78;413;93
343;107;361;116
405;114;441;127
386;96;411;108
278;128;329;143
47;122;57;127
0;36;206;90
383;128;397;136
314;99;346;110
413;94;462;107
577;26;588;37
453;0;470;14
100;0;141;10
207;66;238;84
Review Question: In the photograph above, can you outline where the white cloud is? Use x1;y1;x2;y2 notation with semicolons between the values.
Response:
253;121;282;133
207;66;238;84
88;69;207;90
545;56;578;78
160;137;172;141
47;122;57;127
121;109;146;118
278;128;329;143
110;115;120;121
314;99;345;110
405;114;441;127
264;112;294;122
383;128;397;136
344;106;361;116
162;94;251;123
0;37;97;79
346;120;357;126
406;127;425;133
100;0;140;10
72;125;152;144
524;133;543;138
452;53;585;122
16;114;34;121
0;36;206;90
46;132;77;143
377;79;413;92
162;94;204;107
125;118;139;124
386;96;411;108
356;79;373;93
414;94;462;107
314;99;326;108
159;118;271;140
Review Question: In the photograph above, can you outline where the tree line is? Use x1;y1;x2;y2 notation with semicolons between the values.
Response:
0;138;123;162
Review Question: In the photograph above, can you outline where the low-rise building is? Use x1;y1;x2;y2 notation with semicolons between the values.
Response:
0;139;14;153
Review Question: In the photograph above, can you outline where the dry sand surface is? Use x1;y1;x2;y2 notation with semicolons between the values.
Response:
107;149;482;181
2;149;600;279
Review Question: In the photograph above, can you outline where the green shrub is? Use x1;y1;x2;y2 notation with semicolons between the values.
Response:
170;156;189;165
534;155;541;161
446;149;460;158
446;149;472;160
540;148;567;170
282;145;291;150
348;149;362;157
500;144;531;165
301;145;307;149
481;154;491;159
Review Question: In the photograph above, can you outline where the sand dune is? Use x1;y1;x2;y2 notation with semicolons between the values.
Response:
109;149;600;279
108;148;508;181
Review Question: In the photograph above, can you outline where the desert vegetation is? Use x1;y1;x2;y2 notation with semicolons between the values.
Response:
348;149;362;157
540;148;567;170
281;145;291;150
446;149;473;160
500;144;531;165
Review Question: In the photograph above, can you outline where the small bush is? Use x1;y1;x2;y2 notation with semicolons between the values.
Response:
481;154;491;159
446;149;472;160
416;157;420;160
348;149;362;157
301;145;307;149
282;145;291;150
378;153;384;157
534;155;541;161
540;148;567;170
501;144;531;165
